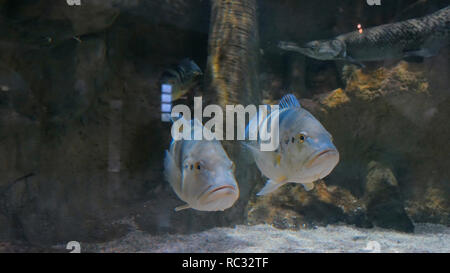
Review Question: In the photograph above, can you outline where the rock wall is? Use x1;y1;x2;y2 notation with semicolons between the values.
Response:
0;0;211;245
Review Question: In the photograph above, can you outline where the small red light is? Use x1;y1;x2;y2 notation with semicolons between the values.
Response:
357;24;363;34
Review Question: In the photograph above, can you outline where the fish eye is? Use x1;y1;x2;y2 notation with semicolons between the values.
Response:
194;162;201;170
312;41;320;50
291;137;295;143
190;164;194;170
299;133;306;143
332;39;341;48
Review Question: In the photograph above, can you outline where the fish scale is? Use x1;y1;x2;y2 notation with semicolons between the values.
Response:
279;6;449;64
340;6;449;61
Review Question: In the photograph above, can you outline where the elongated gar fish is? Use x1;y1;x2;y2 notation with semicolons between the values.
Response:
160;59;203;101
245;94;339;195
164;119;239;211
279;6;450;65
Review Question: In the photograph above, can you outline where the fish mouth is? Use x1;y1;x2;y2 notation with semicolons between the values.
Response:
198;184;239;211
202;185;237;204
306;149;338;168
208;185;236;194
197;185;237;201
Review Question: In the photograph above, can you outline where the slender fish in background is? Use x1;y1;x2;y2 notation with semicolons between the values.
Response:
164;119;239;211
278;5;450;65
245;94;339;195
160;58;203;101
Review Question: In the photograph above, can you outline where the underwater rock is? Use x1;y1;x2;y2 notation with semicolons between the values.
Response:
7;36;108;123
0;214;12;241
343;62;429;102
318;88;350;108
0;110;40;201
405;193;450;226
70;37;108;120
403;96;450;225
363;161;414;233
285;55;307;97
0;0;210;245
2;0;120;41
250;59;449;231
305;61;340;95
0;35;108;123
309;61;449;226
0;66;38;119
137;0;209;34
246;180;372;229
55;0;121;37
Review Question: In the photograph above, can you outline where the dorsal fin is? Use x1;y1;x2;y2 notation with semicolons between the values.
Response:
279;94;301;109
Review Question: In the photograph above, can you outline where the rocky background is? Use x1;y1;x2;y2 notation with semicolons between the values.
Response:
0;0;448;250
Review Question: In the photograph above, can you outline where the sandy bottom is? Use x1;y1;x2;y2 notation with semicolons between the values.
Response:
82;220;450;253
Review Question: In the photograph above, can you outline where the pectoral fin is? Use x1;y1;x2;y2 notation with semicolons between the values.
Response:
175;203;191;212
403;48;437;58
242;142;264;158
302;183;315;191
257;176;288;196
345;56;365;68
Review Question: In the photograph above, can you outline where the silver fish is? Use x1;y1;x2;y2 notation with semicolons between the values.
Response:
164;119;239;211
160;58;203;101
245;94;339;195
